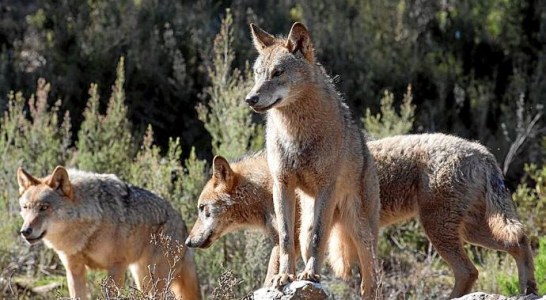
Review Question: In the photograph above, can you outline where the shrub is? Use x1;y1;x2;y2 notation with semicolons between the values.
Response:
72;57;135;177
196;9;263;160
363;84;415;139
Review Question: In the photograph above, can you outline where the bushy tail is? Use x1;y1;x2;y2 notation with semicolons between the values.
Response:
485;164;524;245
327;224;354;280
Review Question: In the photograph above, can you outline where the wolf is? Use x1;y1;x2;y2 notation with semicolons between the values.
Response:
244;22;381;298
186;133;537;299
17;166;201;300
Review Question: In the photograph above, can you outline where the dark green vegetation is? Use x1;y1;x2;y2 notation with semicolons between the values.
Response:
0;1;544;299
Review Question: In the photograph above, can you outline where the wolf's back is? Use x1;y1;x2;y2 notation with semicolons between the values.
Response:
67;169;181;226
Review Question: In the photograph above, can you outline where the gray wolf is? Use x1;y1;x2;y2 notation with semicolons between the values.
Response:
17;166;201;299
244;22;381;298
186;133;537;299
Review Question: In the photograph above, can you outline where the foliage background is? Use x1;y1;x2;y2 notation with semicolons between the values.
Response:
0;0;544;299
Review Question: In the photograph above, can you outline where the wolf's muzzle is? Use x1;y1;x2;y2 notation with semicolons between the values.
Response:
245;95;260;106
185;234;213;249
20;227;33;238
21;228;46;244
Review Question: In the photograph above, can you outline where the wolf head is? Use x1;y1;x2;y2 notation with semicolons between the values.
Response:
185;156;240;249
245;22;316;113
17;166;74;245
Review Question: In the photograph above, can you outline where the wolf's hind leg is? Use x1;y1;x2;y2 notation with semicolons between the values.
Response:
463;217;537;295
421;211;478;299
341;199;379;299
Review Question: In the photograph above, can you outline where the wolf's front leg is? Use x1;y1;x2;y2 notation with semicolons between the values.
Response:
297;183;336;282
297;193;315;264
62;256;87;299
270;179;296;288
264;245;280;287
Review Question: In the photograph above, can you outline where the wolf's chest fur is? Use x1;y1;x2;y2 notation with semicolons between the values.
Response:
267;122;322;172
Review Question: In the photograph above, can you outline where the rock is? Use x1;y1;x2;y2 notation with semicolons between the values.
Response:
249;280;329;300
453;292;545;300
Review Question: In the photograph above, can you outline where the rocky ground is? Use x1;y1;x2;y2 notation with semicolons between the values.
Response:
247;280;546;300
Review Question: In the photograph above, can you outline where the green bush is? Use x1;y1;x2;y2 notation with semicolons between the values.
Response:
72;57;135;177
196;9;263;159
363;84;415;139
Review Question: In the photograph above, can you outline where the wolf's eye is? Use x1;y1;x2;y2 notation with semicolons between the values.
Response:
271;69;284;78
198;204;205;212
22;205;28;210
39;204;49;212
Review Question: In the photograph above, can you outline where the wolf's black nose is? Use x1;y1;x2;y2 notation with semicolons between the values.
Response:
245;95;259;106
20;227;32;237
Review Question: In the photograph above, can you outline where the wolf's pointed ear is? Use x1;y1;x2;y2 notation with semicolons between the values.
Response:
250;23;276;52
286;22;314;63
47;166;73;199
17;167;40;194
212;156;234;188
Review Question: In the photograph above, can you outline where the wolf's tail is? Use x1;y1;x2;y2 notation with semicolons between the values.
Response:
327;224;354;280
485;163;524;245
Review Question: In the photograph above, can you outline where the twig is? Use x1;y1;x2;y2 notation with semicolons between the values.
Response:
502;95;543;175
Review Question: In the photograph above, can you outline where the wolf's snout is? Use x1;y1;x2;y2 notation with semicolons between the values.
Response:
20;227;32;238
245;95;260;106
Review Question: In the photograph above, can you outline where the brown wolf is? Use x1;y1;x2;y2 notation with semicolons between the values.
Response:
186;133;537;299
244;22;381;298
17;166;201;300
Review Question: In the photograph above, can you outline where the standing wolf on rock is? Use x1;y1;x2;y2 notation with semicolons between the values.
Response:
17;166;201;300
186;133;537;299
245;22;381;298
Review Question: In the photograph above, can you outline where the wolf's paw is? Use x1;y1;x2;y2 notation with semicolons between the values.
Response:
270;273;294;288
296;270;321;282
